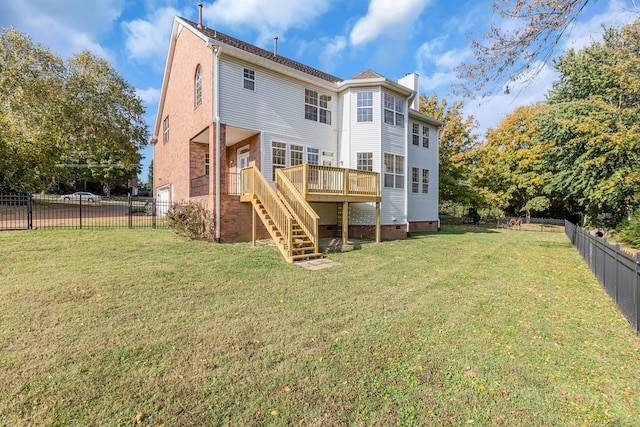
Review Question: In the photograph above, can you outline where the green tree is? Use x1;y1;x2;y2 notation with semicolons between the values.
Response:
0;28;65;192
61;51;147;197
543;20;640;225
418;94;481;206
0;28;148;195
473;104;552;215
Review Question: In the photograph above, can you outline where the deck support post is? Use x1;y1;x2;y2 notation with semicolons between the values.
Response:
375;202;381;243
342;201;349;247
251;200;256;247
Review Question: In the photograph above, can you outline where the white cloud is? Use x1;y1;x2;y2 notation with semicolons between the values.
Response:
0;0;124;59
415;41;472;93
122;7;181;70
319;36;347;74
136;87;161;105
204;0;333;45
463;61;558;138
350;0;434;46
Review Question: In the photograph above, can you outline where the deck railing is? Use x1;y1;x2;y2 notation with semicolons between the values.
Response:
275;169;319;254
241;167;293;257
281;164;379;198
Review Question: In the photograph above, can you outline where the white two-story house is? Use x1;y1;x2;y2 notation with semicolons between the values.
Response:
152;11;442;261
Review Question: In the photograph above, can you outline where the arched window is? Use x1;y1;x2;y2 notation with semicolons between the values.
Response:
195;65;202;106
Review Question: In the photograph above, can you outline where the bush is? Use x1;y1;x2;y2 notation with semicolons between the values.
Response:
614;210;640;249
166;202;213;241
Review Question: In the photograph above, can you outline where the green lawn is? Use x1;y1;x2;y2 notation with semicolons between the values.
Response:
1;227;639;426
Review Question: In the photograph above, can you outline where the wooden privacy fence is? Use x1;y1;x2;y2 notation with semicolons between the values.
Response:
565;220;640;334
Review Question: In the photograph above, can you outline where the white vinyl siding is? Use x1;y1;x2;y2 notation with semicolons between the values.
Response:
217;58;337;182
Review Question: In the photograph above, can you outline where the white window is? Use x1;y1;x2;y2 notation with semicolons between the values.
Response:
307;148;319;165
422;169;429;193
244;68;255;91
204;152;210;176
357;91;373;122
290;144;304;166
272;141;286;180
322;151;334;166
195;65;202;106
383;93;404;127
305;89;331;124
412;123;419;146
384;153;404;189
412;167;419;193
163;116;169;142
422;126;430;148
357;152;373;171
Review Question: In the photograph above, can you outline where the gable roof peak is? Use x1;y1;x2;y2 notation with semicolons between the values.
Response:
350;69;384;80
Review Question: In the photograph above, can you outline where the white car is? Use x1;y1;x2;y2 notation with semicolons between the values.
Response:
60;192;101;202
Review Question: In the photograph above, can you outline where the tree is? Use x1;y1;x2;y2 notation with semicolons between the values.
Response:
0;28;148;195
418;94;481;206
61;51;148;197
147;160;154;192
542;20;640;225
456;0;639;97
473;104;552;215
0;28;66;192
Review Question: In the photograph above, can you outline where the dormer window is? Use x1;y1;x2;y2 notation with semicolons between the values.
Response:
195;65;202;106
243;68;255;91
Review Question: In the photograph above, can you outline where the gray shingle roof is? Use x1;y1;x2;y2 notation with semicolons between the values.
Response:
182;18;343;84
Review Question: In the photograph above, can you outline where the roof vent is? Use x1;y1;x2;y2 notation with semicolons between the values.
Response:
197;3;203;29
273;36;278;57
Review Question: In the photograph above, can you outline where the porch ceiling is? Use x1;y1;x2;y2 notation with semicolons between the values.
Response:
190;125;258;146
226;126;259;147
191;127;209;143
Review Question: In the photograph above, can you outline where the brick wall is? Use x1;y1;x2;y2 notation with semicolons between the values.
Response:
409;220;439;232
154;28;215;204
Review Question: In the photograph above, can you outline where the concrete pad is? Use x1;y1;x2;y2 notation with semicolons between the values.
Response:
295;258;341;270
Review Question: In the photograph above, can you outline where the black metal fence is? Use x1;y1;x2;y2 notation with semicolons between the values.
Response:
565;220;640;334
0;193;174;230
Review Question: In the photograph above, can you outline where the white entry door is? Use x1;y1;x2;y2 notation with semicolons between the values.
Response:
237;145;250;194
156;186;169;216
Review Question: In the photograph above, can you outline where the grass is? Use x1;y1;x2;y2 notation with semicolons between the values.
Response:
1;227;640;426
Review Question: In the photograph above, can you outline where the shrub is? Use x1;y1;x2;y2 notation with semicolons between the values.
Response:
166;202;213;241
614;209;640;249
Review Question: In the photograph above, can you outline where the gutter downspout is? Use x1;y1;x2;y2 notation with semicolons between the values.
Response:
208;41;222;242
404;95;411;236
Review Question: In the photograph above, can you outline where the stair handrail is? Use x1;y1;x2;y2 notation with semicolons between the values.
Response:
276;168;319;254
246;167;292;253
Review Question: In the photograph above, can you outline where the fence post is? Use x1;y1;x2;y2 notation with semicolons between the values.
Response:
152;199;157;229
615;244;620;304
636;251;640;335
79;195;82;229
128;194;133;229
27;192;33;230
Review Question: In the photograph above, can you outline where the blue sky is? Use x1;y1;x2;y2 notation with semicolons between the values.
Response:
0;0;636;182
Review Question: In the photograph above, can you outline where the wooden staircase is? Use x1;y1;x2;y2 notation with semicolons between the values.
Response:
242;167;322;263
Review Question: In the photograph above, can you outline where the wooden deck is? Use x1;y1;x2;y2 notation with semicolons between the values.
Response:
240;165;381;261
240;165;381;203
278;164;381;203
